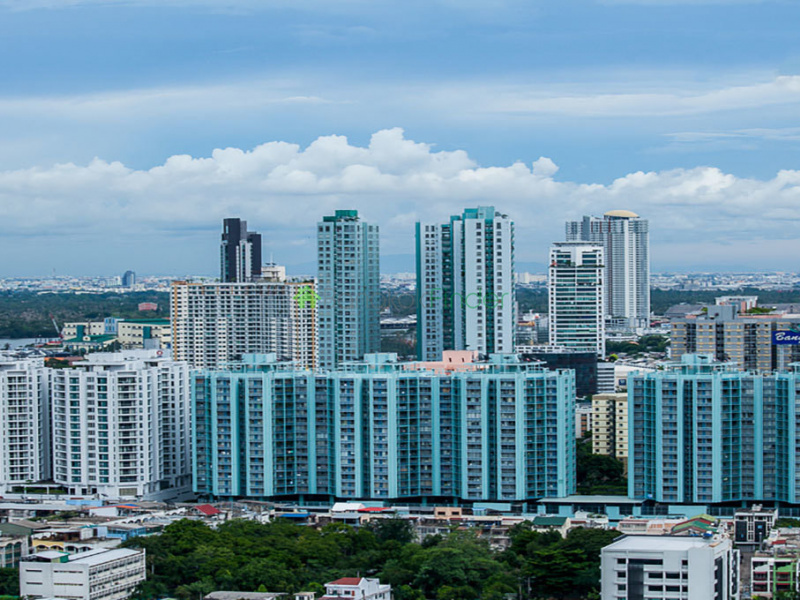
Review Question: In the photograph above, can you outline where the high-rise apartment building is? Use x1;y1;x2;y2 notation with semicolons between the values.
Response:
317;210;380;369
566;210;649;328
171;279;317;369
51;350;191;501
600;535;740;600
592;393;628;470
630;354;800;505
193;353;576;502
220;218;262;282
416;207;515;360
0;358;50;493
671;306;800;372
548;242;605;355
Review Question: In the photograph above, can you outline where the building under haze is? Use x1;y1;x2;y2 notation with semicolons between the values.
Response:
193;353;576;503
317;210;380;369
121;270;136;288
416;206;515;361
566;210;649;328
548;241;605;356
220;218;262;283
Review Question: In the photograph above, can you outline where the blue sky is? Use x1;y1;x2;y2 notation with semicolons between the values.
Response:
0;0;798;276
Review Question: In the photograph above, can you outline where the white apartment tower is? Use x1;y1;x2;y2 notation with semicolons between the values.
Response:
0;358;50;492
317;210;380;369
548;241;605;356
566;210;650;328
171;279;317;370
416;206;515;361
50;350;191;500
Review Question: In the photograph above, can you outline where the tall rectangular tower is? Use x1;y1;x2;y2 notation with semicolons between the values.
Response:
416;206;515;361
548;241;605;355
317;210;380;369
220;218;262;282
566;210;649;328
0;358;50;492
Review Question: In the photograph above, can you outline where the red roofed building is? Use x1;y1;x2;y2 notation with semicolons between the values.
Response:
321;577;391;600
194;504;222;517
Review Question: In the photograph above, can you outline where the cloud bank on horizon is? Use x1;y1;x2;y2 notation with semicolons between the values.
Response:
1;128;798;275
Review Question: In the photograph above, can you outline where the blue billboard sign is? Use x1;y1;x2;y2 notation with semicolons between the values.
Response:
773;331;800;345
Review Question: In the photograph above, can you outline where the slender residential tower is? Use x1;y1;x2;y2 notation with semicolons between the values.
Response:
220;218;262;282
317;210;380;369
566;210;649;328
416;206;515;361
548;241;605;356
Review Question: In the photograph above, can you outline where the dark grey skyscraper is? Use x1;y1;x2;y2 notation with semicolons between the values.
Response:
220;218;262;282
121;270;136;288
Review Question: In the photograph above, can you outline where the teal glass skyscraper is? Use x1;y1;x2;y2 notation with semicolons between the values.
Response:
630;354;800;505
192;353;576;503
317;210;380;369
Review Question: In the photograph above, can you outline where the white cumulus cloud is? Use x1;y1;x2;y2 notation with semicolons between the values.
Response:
1;128;798;273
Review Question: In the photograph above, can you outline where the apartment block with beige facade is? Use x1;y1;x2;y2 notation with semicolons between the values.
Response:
671;304;800;372
592;393;628;470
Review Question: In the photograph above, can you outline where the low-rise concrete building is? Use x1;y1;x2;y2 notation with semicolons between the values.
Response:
320;578;391;600
20;547;146;600
600;535;740;600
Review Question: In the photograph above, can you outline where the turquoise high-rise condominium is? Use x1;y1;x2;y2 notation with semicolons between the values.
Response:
630;354;800;505
317;210;380;369
416;207;515;361
192;353;576;503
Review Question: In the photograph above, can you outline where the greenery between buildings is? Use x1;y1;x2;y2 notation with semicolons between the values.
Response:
575;436;627;496
120;517;620;600
605;334;669;357
0;291;168;339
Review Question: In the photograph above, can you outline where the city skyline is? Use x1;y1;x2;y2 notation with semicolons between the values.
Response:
0;1;798;276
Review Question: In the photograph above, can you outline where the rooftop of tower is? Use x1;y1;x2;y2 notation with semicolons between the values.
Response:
604;209;639;218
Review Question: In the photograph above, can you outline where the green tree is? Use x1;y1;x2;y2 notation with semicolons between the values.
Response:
0;568;19;596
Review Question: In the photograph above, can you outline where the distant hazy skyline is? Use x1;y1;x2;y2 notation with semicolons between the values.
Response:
0;0;798;276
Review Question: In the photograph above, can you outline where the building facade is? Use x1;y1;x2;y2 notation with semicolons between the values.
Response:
751;553;800;598
221;218;262;283
51;350;191;500
592;393;628;469
517;345;599;397
193;353;576;503
317;210;380;369
548;242;605;355
171;280;317;370
416;207;515;360
600;535;740;600
0;358;50;493
121;271;136;288
566;210;650;328
629;354;800;505
20;548;146;600
671;308;800;372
